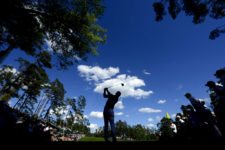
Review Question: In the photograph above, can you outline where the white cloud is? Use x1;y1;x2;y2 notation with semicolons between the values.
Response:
94;74;153;99
115;101;124;110
89;123;98;129
88;124;99;133
77;65;119;82
148;117;154;122
146;123;156;128
138;107;162;113
77;65;153;99
143;69;151;75
84;115;89;119
115;112;124;116
89;111;103;119
125;115;130;118
157;99;166;104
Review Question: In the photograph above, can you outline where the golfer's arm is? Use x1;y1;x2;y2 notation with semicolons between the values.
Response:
103;90;108;98
106;90;113;96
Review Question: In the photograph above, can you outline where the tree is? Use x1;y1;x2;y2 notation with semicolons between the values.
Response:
70;122;90;135
18;67;48;114
0;0;105;125
115;120;129;139
132;124;148;141
93;127;104;137
44;95;89;134
119;123;157;141
0;0;105;127
11;59;49;114
157;117;175;141
0;65;20;101
43;79;65;119
153;0;225;39
0;0;106;69
0;58;50;115
65;96;89;133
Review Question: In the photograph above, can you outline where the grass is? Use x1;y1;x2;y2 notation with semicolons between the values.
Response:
79;136;105;142
79;136;158;142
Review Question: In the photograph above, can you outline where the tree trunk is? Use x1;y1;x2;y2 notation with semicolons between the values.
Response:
35;98;49;117
38;99;49;117
34;98;43;114
13;93;25;109
18;94;28;111
44;105;51;119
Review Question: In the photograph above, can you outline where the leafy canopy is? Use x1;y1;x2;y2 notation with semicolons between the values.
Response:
153;0;225;40
0;0;106;69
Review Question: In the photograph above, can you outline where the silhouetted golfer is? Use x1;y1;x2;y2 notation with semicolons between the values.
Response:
103;88;121;142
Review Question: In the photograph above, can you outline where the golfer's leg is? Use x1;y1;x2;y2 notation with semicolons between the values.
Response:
104;113;109;141
109;111;116;142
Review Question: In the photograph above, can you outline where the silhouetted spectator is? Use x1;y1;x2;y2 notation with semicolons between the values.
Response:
185;93;222;140
174;113;186;140
206;81;225;138
214;68;225;91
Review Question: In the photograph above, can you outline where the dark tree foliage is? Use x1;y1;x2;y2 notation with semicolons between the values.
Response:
115;120;129;139
13;59;49;114
157;117;175;141
0;0;106;69
153;0;225;39
0;65;20;101
114;120;157;141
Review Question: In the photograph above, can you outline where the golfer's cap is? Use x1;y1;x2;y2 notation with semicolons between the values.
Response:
205;81;215;87
184;93;191;97
214;69;225;77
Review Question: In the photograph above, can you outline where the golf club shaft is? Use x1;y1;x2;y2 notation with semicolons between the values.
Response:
107;83;124;89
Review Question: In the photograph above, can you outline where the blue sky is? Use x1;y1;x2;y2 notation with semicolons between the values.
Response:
3;0;225;131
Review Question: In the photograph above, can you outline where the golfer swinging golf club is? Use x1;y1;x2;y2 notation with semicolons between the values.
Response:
103;84;123;142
